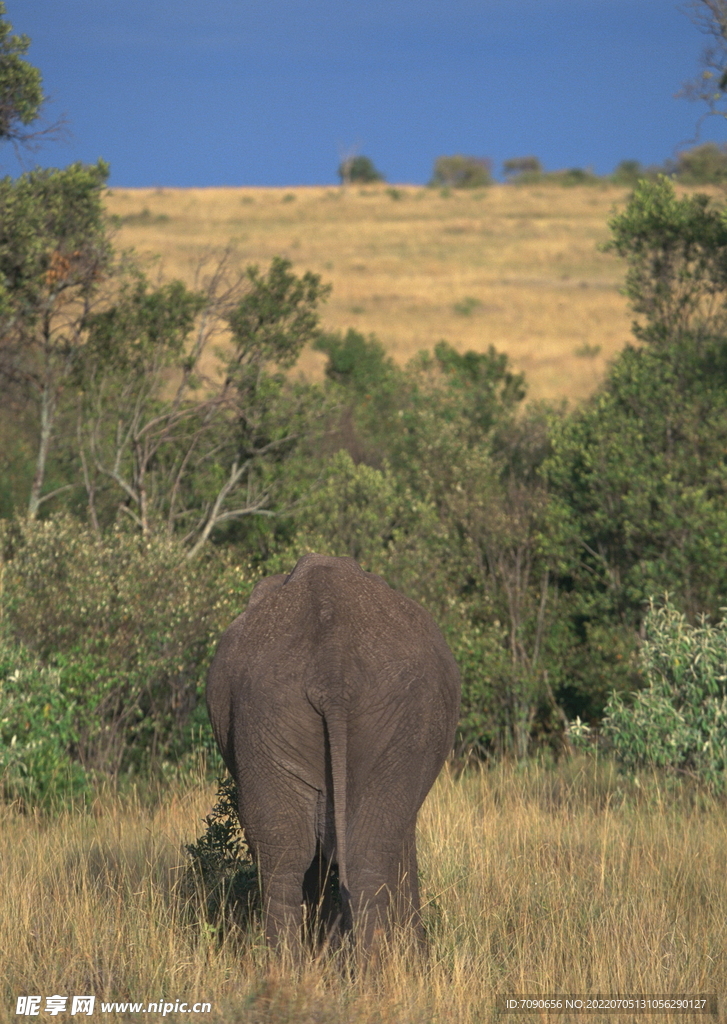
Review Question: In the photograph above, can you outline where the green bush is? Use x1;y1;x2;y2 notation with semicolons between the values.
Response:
545;177;727;720
503;156;542;180
185;775;259;931
676;142;727;185
547;167;600;187
0;637;90;805
338;155;384;184
603;599;727;790
430;155;492;189
445;615;514;758
612;159;644;186
604;175;727;347
1;515;254;783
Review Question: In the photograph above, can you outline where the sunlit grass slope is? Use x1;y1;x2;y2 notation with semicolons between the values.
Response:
105;184;639;404
2;758;725;1023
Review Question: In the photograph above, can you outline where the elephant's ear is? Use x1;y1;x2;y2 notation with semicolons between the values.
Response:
246;574;288;610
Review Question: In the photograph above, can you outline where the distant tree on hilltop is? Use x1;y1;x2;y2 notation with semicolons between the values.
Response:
338;155;385;184
430;154;492;189
676;141;727;183
503;156;542;180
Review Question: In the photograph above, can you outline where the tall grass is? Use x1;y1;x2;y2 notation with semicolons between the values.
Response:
2;757;725;1022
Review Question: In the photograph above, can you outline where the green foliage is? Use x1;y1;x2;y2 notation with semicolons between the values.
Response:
430;155;493;189
0;160;111;319
548;339;727;609
503;156;542;180
0;160;112;518
612;160;645;187
0;2;44;142
227;256;330;370
185;775;259;929
604;175;727;346
446;616;514;757
83;275;205;375
452;296;483;316
1;515;254;781
78;256;329;552
505;164;601;187
390;342;527;479
546;337;727;714
0;637;90;805
338;155;385;184
288;450;446;591
551;167;599;187
603;600;727;790
676;142;727;184
545;180;727;720
314;328;397;398
312;331;561;755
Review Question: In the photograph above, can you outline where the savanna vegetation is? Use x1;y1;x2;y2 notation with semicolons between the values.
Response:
1;1;727;1018
2;761;726;1023
3;165;727;801
104;180;632;405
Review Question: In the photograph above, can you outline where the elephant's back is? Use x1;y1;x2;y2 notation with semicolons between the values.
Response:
211;552;460;722
261;556;459;719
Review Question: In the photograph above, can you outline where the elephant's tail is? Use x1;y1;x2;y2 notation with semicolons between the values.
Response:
326;710;352;927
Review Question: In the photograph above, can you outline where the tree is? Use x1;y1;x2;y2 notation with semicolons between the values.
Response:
676;141;727;183
503;156;542;180
545;178;727;718
430;155;492;189
0;160;113;518
0;2;61;151
680;1;727;122
603;175;727;347
337;155;385;184
77;255;331;556
612;159;647;186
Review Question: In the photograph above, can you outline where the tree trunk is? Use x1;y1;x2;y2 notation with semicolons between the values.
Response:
28;380;56;520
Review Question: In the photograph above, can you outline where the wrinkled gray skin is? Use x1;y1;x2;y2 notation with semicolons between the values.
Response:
206;553;461;954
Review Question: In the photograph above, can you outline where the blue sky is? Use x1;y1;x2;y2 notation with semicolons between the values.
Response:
4;0;727;187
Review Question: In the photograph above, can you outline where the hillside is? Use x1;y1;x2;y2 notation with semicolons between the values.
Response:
106;183;637;404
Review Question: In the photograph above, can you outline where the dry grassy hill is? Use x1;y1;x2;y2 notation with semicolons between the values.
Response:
105;183;638;404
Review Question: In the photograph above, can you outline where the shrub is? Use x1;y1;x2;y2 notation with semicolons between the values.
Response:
611;159;650;186
338;155;385;184
0;515;254;782
602;599;727;790
184;775;259;931
675;142;727;185
446;615;514;758
0;637;90;806
314;328;397;398
430;155;492;189
503;156;542;180
548;167;600;187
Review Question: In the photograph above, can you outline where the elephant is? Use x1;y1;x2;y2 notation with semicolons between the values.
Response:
206;553;461;955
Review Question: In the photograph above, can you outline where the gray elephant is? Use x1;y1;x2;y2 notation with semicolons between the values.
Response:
206;553;461;954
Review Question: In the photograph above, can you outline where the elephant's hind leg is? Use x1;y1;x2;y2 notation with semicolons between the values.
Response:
302;844;342;950
394;822;426;952
241;780;319;954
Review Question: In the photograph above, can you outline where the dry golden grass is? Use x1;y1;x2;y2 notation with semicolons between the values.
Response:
2;758;726;1023
105;184;639;405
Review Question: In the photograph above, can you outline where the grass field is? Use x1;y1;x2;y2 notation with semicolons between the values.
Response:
3;758;725;1023
105;183;640;405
